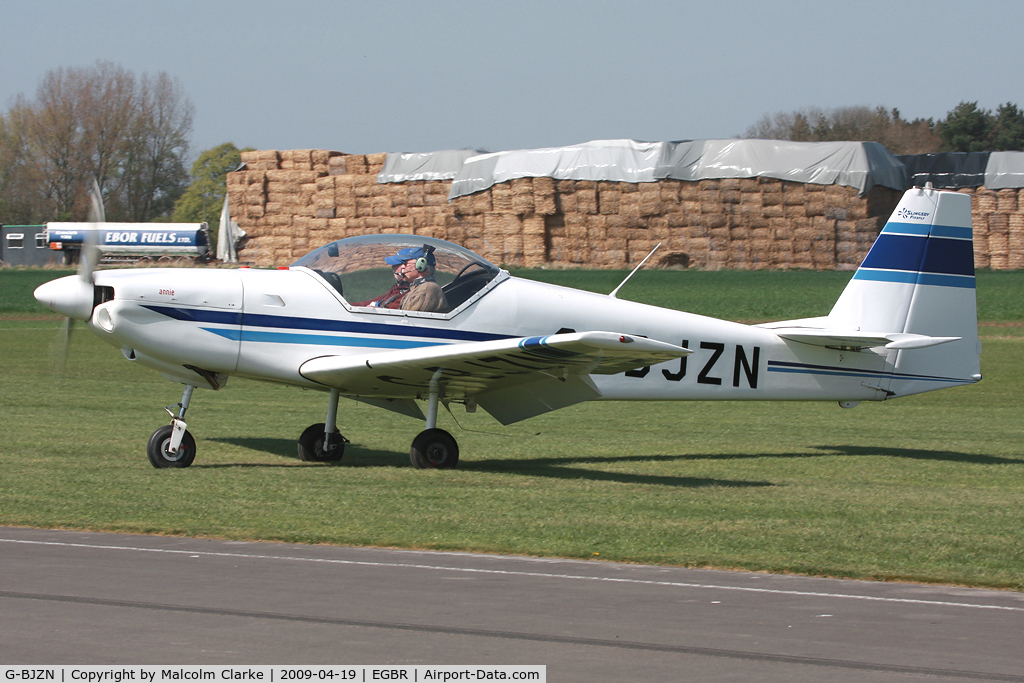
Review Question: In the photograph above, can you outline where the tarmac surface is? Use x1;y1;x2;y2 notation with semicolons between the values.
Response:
2;526;1023;682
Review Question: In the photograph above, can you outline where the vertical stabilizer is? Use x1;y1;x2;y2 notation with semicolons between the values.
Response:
828;186;981;396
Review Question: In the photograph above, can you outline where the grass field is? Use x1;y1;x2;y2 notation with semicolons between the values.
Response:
2;267;1023;590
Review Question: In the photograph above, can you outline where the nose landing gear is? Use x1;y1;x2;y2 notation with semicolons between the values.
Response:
147;385;198;468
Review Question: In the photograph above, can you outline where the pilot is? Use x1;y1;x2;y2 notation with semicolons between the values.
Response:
391;247;449;313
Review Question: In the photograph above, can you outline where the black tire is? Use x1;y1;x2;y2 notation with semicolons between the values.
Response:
410;428;459;469
297;423;346;462
147;425;197;468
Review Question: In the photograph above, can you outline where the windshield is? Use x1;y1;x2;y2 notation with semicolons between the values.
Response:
291;234;501;310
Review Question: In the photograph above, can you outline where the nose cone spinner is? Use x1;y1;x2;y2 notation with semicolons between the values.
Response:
34;275;95;321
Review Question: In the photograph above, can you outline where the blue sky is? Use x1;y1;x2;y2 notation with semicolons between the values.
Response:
2;0;1022;159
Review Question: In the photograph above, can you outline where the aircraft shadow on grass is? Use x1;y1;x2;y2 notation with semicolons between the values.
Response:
203;437;1020;485
202;436;773;488
811;445;1023;465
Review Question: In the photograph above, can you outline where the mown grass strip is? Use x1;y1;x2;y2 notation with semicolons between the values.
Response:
2;268;1022;589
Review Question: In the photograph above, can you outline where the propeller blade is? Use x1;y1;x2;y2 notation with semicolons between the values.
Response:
49;317;74;385
79;177;104;283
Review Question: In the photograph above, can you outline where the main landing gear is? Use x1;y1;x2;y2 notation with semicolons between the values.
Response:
147;385;198;468
298;388;348;462
408;370;459;469
300;375;460;469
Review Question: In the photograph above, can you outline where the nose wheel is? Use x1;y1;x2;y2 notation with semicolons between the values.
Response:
148;385;198;468
147;424;197;468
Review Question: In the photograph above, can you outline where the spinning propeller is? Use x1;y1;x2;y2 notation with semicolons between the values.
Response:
38;179;104;381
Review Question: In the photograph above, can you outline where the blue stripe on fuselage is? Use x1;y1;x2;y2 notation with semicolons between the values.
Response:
142;304;512;347
766;360;973;384
202;327;441;349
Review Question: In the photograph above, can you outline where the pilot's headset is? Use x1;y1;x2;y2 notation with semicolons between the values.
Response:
414;245;436;272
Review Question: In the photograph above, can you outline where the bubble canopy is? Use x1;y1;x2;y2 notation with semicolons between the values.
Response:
291;234;502;310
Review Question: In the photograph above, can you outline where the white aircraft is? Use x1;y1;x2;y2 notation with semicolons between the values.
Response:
34;185;982;469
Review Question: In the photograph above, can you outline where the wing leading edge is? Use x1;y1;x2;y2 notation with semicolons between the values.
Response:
299;331;691;424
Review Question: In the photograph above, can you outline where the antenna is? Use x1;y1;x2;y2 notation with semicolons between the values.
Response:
609;243;661;299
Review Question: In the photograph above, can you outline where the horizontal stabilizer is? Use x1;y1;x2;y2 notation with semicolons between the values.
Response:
766;326;961;351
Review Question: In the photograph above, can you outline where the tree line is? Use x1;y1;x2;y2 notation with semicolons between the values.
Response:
743;102;1024;155
4;62;1024;227
0;62;194;225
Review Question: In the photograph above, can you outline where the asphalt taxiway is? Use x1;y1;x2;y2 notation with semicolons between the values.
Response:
2;527;1022;681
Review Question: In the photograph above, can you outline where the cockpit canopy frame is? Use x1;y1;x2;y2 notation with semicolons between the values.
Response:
291;234;506;317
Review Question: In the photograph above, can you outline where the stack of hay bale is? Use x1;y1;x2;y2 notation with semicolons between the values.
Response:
235;149;1024;270
967;187;1024;269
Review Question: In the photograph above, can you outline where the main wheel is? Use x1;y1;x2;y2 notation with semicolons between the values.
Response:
147;425;197;468
410;428;459;469
297;423;346;462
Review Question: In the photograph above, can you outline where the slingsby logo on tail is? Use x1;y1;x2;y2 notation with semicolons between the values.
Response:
35;186;981;470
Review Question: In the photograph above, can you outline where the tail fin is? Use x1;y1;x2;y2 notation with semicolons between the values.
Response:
828;185;981;395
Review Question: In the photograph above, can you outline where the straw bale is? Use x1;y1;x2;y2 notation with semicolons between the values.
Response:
576;189;598;214
699;189;721;205
679;183;701;201
352;175;377;197
370;196;391;216
1009;212;1024;235
283;149;313;164
512;190;535;215
491;185;513;212
988;232;1008;268
345;155;369;175
975;192;997;214
1008;232;1024;269
805;198;825;216
784;204;808;219
471;192;493;214
598;188;620;214
449;196;473;215
328;155;349;175
535;191;556;215
245;189;267;206
315;176;335;194
424;194;448;207
638;196;661;216
314;194;336;210
824;184;854;199
988;213;1009;234
532;176;555;195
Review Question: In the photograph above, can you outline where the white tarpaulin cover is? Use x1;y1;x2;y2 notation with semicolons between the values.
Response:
984;151;1024;189
446;139;907;199
216;196;245;262
378;149;488;183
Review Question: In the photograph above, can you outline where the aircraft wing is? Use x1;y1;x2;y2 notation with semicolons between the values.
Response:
299;331;691;423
